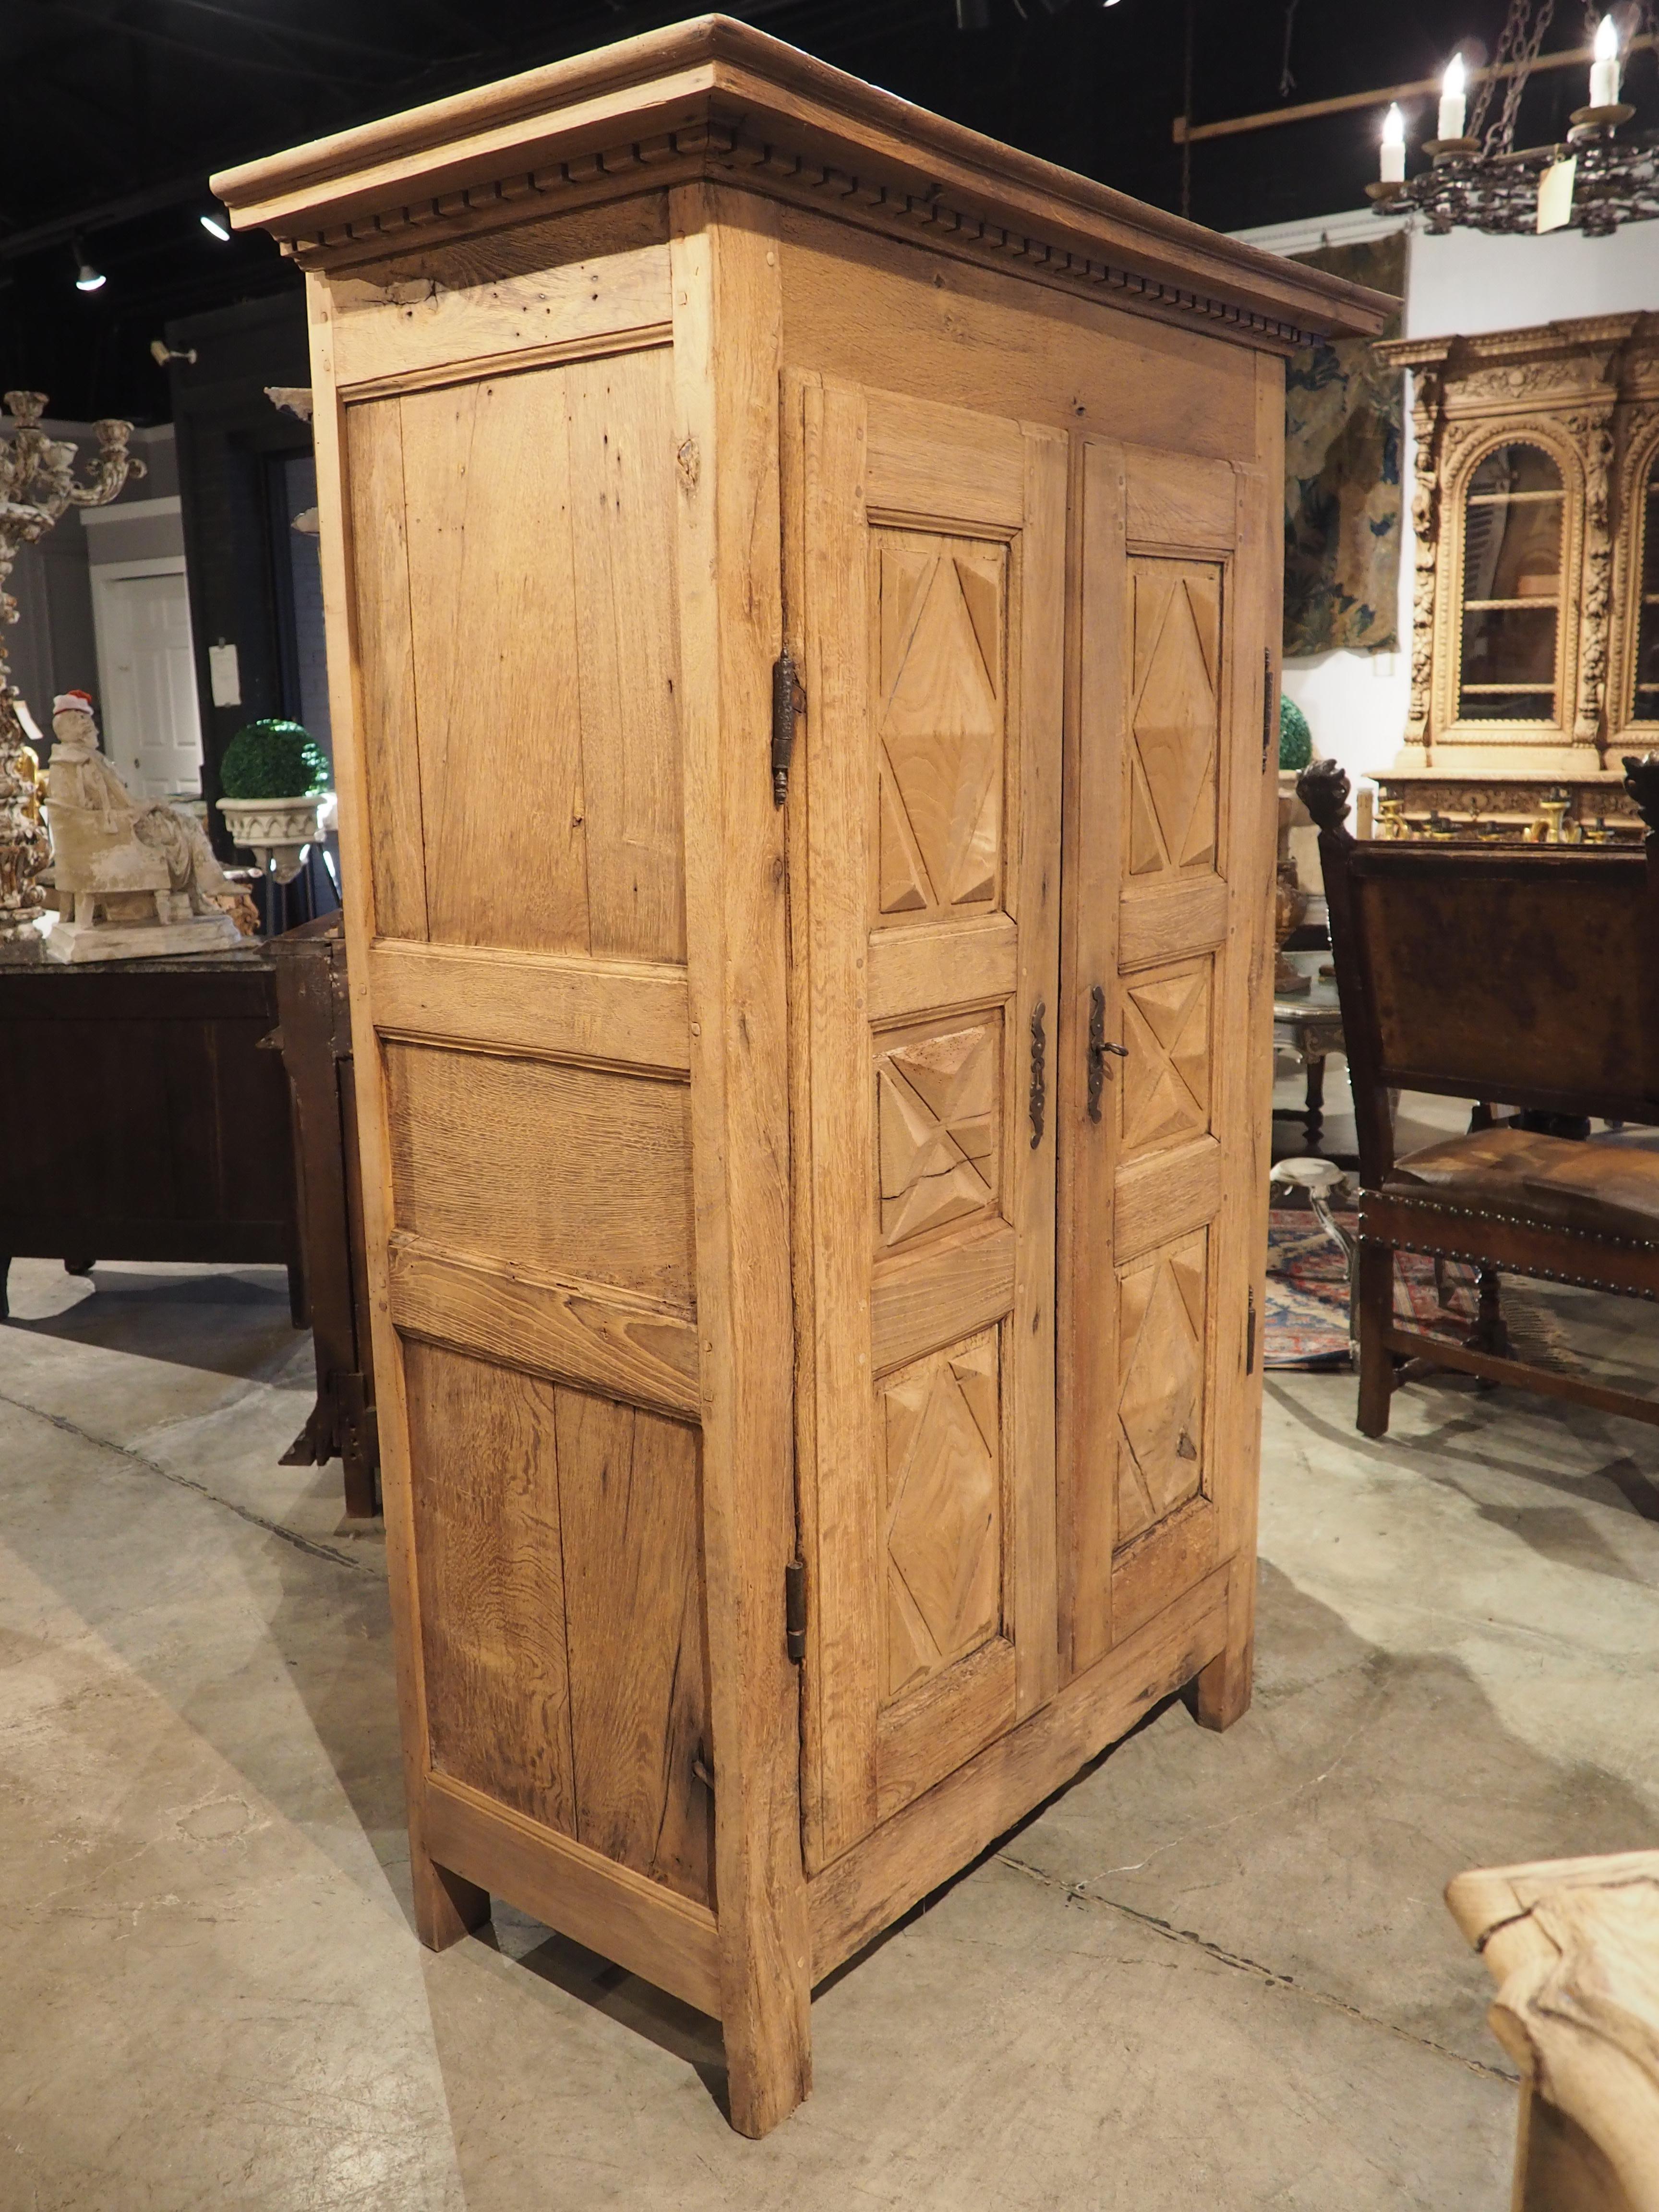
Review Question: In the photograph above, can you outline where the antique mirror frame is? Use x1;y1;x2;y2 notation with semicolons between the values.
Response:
1611;400;1659;743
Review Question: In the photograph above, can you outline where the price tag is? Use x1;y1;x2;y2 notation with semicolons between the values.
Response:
1537;155;1576;234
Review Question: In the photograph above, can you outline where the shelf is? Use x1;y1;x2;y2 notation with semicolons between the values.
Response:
1466;489;1565;506
1463;597;1560;612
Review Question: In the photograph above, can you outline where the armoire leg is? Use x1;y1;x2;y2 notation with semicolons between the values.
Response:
412;1848;489;1951
1192;1555;1255;1732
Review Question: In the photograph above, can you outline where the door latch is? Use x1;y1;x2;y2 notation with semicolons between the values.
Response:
1086;984;1128;1123
1028;1001;1046;1149
771;649;805;806
1262;647;1275;770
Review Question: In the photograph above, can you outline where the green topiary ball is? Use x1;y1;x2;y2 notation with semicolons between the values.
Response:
1278;695;1313;772
219;718;330;800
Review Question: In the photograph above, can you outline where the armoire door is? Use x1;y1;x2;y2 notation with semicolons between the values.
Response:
1059;436;1272;1678
791;379;1066;1871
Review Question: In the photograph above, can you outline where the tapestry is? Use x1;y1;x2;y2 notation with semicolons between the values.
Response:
1283;234;1406;658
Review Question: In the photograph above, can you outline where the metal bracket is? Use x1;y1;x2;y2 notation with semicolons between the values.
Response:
772;649;805;806
1262;648;1275;770
1246;1285;1258;1375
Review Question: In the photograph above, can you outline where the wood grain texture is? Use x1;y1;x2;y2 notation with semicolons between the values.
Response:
406;1340;578;1834
1057;435;1126;1679
313;278;487;1950
369;939;691;1074
808;1564;1230;1979
1126;447;1238;551
1113;1131;1223;1264
875;1633;1017;1824
343;397;429;942
388;1232;700;1417
871;1217;1015;1378
556;1389;713;1904
671;182;813;2138
383;1041;696;1304
867;914;1017;1024
424;1772;721;2016
331;242;672;388
1118;876;1229;973
389;334;686;962
1112;1491;1219;1647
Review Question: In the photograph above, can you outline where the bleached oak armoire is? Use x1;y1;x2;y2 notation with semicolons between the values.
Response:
216;20;1385;2137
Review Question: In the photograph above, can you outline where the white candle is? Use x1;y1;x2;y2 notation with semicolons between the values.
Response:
1438;53;1467;142
1380;103;1406;182
1590;14;1621;108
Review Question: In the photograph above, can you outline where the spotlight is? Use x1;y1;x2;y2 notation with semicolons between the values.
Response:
199;209;231;241
72;240;105;292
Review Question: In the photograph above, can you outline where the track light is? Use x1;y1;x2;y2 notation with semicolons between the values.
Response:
199;209;231;241
72;240;105;292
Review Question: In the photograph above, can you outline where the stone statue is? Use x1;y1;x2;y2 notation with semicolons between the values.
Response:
42;691;241;963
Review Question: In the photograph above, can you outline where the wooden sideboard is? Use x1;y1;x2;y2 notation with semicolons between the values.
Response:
0;949;301;1317
216;12;1387;2135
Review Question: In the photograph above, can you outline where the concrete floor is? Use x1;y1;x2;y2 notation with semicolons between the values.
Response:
2;1164;1657;2206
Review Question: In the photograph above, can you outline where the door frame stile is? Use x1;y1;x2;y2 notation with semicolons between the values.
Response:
305;272;489;1946
669;181;813;2137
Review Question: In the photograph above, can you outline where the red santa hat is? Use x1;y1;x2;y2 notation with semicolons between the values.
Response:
53;690;96;717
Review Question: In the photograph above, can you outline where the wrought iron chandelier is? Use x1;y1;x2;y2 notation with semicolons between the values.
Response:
1369;1;1659;234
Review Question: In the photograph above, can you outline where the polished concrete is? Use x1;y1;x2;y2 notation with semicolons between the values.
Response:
2;1208;1656;2207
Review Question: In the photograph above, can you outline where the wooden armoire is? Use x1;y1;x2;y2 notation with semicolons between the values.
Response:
216;19;1385;2136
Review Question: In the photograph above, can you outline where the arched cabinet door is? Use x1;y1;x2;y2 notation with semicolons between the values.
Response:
788;375;1066;1873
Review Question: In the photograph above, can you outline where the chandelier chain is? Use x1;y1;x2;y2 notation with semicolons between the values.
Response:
1471;0;1558;150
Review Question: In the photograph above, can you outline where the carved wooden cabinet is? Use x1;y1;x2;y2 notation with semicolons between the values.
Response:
217;16;1382;2136
1378;313;1659;836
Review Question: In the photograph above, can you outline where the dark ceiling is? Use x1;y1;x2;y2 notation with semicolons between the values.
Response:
3;0;1652;422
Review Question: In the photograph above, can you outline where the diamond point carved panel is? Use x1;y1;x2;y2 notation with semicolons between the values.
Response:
1129;563;1221;881
877;1016;1002;1247
1119;958;1213;1158
876;534;1007;918
883;1331;1002;1700
1115;1233;1207;1551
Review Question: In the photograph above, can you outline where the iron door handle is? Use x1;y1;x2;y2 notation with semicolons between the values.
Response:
1086;985;1128;1123
1029;1001;1046;1149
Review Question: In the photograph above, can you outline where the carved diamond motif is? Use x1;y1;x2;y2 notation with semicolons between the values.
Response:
883;1333;1001;1698
877;536;1005;915
1129;565;1220;878
1120;961;1212;1157
1115;1236;1206;1549
878;1018;1000;1246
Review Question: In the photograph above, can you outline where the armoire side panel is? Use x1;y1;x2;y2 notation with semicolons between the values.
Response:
407;1339;714;1908
343;343;685;964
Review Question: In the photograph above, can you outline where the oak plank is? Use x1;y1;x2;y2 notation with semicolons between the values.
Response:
875;1635;1017;1825
1118;876;1229;973
405;1341;578;1836
870;1218;1015;1377
331;242;673;387
387;1233;700;1418
1126;446;1238;551
1111;1493;1219;1647
342;397;429;941
671;181;813;2139
316;280;488;1948
565;344;689;962
865;386;1026;528
369;939;691;1073
1010;422;1067;1722
866;914;1017;1024
556;1389;714;1906
382;1042;696;1303
1113;1132;1222;1263
808;1565;1230;1980
423;1771;721;2017
398;366;591;954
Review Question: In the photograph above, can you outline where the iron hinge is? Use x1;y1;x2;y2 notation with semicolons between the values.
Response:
771;649;805;806
784;1558;807;1663
1262;648;1275;770
1246;1286;1258;1376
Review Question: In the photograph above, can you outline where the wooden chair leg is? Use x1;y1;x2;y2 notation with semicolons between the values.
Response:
1469;1264;1512;1360
1356;1241;1395;1437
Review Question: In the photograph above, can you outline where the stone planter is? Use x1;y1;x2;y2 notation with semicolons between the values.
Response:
216;794;323;885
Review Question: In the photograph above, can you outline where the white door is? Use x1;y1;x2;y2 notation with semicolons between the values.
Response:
90;561;204;798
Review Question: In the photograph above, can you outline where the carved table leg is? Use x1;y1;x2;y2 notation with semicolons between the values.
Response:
1304;1055;1325;1155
